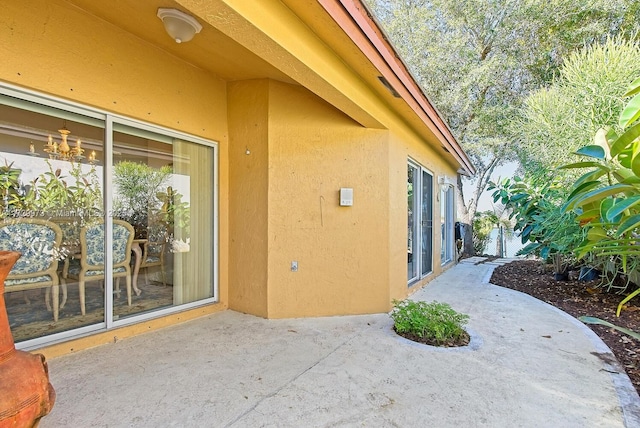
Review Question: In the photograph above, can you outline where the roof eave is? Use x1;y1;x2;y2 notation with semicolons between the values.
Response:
316;0;476;176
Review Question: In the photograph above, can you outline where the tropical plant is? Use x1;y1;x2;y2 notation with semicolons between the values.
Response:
157;186;190;236
21;164;69;212
560;76;640;314
579;316;640;340
19;161;101;217
489;177;583;276
390;299;469;346
0;161;23;216
67;162;102;215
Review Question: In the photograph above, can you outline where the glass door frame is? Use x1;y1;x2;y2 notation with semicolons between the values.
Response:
407;159;434;286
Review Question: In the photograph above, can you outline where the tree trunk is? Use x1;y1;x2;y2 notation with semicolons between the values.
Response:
456;176;475;258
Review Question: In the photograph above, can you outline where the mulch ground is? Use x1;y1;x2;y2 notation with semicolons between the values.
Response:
490;259;640;395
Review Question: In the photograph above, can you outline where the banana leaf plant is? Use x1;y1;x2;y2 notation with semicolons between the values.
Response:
560;76;640;315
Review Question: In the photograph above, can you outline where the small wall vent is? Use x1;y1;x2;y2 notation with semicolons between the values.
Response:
377;76;401;98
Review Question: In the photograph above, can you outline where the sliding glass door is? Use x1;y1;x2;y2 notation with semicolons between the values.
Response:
109;122;216;322
0;97;106;340
0;85;217;346
407;161;433;284
408;164;418;282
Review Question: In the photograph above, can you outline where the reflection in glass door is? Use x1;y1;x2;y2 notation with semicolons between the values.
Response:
110;122;216;321
0;86;218;347
421;170;433;276
0;98;106;343
407;164;418;282
407;161;433;285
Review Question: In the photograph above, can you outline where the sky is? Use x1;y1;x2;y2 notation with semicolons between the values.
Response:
463;161;519;213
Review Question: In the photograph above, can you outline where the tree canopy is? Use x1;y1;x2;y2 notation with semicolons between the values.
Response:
516;36;640;185
366;0;639;227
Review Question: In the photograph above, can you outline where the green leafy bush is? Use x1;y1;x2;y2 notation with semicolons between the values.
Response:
390;299;469;345
9;160;102;219
560;76;640;314
488;177;583;275
473;211;496;255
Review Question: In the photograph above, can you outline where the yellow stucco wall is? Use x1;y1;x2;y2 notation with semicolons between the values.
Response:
226;78;458;318
228;80;270;317
266;81;390;317
227;80;391;317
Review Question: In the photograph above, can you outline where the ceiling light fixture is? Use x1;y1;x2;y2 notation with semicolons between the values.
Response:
157;8;202;44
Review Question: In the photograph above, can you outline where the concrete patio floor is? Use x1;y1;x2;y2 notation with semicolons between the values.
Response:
39;259;640;427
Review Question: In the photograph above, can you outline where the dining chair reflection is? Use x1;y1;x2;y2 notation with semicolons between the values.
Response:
139;223;167;287
0;218;64;321
62;219;134;316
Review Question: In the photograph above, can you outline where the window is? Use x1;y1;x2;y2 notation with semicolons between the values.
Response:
0;85;218;347
408;161;433;284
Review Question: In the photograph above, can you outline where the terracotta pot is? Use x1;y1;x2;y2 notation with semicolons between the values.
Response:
0;251;55;428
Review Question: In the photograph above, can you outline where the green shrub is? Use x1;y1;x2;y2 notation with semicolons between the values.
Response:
559;76;640;314
390;299;469;345
473;211;495;255
489;177;585;275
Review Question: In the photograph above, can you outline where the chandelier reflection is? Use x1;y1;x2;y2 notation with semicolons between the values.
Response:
44;122;84;161
29;122;98;164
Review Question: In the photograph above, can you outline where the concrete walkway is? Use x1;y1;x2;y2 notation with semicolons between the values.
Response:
39;260;640;427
